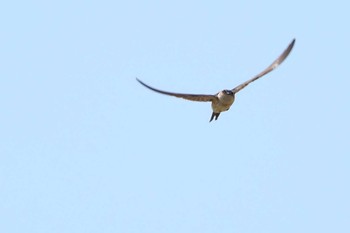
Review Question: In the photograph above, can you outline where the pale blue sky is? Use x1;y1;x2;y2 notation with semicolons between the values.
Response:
1;1;349;232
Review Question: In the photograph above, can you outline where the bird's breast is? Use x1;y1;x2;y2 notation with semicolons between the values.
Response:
218;92;235;105
212;93;235;113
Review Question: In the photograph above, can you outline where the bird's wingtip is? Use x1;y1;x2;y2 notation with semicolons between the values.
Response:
136;78;144;85
290;38;296;46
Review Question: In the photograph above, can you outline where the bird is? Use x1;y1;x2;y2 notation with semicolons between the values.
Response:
137;39;295;122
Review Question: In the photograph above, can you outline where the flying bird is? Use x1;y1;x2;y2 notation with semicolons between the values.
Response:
137;39;295;122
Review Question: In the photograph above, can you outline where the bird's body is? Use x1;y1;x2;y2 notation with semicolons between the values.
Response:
213;90;235;113
210;90;235;121
137;39;295;122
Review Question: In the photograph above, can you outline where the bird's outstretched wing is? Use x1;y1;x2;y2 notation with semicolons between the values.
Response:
232;39;295;94
136;78;216;102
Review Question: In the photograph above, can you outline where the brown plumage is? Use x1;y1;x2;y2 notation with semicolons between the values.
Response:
137;39;295;122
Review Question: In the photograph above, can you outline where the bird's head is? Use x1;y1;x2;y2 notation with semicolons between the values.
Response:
223;90;234;96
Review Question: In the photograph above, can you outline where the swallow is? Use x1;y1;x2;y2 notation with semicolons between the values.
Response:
137;39;295;122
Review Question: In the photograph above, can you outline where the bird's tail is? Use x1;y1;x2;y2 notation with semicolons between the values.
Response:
209;112;220;122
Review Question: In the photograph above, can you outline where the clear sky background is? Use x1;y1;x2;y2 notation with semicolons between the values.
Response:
1;1;349;232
